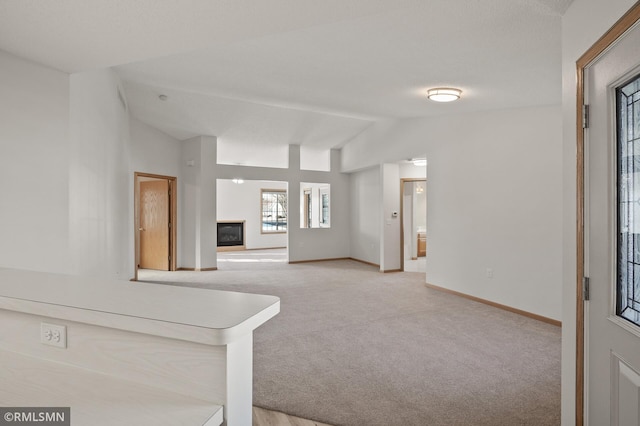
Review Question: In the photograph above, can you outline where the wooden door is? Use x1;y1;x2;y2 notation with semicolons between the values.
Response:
140;180;169;270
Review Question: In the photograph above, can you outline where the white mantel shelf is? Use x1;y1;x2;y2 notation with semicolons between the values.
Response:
0;267;280;346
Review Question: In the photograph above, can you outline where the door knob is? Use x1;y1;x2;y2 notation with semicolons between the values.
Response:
139;228;144;231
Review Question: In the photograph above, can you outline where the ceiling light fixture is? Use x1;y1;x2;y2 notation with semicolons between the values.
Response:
411;158;427;167
232;178;244;184
427;88;461;103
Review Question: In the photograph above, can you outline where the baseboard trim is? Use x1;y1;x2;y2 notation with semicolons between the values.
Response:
349;258;380;268
425;283;561;327
288;257;349;264
245;246;286;251
288;257;383;268
177;267;218;272
383;269;402;273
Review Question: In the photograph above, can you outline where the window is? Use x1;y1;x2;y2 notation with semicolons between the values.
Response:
300;183;330;228
320;191;330;227
261;190;287;233
303;190;312;228
616;74;640;327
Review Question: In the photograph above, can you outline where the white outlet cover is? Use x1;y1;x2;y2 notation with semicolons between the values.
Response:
41;323;67;349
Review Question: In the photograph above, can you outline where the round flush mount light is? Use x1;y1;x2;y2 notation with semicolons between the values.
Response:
427;88;461;103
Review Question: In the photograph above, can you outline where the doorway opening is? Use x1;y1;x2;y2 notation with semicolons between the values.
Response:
216;179;288;270
400;178;427;272
134;172;177;281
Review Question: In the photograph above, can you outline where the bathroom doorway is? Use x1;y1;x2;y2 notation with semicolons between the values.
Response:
400;179;426;272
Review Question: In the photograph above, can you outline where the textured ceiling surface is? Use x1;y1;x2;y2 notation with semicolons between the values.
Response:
0;0;573;151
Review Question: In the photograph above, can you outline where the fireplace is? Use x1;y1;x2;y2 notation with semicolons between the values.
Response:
217;221;245;247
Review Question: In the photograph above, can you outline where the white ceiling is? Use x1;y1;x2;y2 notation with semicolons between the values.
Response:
0;0;573;151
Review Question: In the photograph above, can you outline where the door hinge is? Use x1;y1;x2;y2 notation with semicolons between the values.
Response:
168;222;171;228
583;276;590;301
582;104;589;129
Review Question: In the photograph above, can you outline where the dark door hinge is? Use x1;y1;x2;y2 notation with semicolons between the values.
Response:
583;276;590;301
582;104;589;129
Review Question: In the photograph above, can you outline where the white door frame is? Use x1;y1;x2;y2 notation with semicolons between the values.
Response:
576;3;640;424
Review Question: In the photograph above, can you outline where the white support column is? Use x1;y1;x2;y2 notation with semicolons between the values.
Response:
287;145;301;263
181;136;218;270
224;332;253;426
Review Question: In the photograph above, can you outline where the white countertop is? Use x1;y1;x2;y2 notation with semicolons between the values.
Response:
0;268;280;345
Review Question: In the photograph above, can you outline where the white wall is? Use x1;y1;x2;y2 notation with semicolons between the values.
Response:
287;149;351;261
0;55;139;280
217;139;288;169
130;118;182;177
349;167;380;265
381;163;401;271
68;69;131;280
342;105;563;321
217;179;287;249
300;146;330;171
130;117;183;267
349;163;426;268
379;163;428;271
0;51;71;274
399;163;427;179
213;146;351;262
561;1;636;424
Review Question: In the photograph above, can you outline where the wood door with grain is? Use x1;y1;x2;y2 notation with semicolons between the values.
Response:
140;180;169;270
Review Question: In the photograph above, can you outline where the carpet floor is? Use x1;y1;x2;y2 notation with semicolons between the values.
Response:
139;258;561;426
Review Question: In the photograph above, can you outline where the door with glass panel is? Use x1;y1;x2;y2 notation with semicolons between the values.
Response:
584;17;640;425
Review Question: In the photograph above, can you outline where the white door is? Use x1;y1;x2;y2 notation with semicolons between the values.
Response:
585;18;640;426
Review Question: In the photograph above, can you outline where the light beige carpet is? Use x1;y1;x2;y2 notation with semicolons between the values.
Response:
139;258;561;426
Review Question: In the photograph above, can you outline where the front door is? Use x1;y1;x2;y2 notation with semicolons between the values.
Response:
585;16;640;425
140;179;170;270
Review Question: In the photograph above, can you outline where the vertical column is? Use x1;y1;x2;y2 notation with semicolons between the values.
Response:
199;136;217;270
180;136;217;270
380;163;401;272
287;145;301;262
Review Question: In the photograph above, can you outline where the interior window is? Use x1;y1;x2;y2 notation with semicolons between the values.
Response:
300;183;330;228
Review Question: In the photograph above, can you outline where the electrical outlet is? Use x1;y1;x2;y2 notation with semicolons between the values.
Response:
486;268;494;279
41;323;67;348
